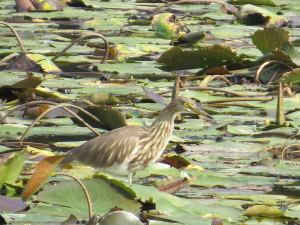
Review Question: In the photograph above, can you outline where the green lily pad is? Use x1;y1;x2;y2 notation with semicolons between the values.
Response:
0;150;28;188
252;27;290;54
157;45;245;72
35;178;141;217
74;105;128;130
228;0;277;6
90;92;121;105
276;68;300;85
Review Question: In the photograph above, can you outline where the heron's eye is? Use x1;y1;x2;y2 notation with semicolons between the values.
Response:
184;102;194;108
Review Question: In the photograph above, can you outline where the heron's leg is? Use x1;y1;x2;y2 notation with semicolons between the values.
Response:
128;173;133;183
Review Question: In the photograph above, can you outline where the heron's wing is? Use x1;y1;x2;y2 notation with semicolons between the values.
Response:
59;126;146;168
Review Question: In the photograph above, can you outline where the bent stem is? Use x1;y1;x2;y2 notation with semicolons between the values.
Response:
54;173;92;219
0;21;26;54
208;75;232;86
19;103;102;144
254;60;293;84
51;33;109;63
0;101;103;144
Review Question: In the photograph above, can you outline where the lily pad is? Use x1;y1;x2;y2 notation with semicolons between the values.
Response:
157;45;245;72
252;27;290;54
228;0;277;6
151;13;186;40
236;4;287;27
9;53;61;73
275;68;300;85
0;150;28;188
34;178;141;217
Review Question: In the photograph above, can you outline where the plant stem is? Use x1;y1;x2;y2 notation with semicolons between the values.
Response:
0;21;26;54
55;173;92;219
51;33;109;64
19;103;102;144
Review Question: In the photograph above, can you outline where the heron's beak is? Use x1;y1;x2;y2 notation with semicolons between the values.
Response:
184;103;213;119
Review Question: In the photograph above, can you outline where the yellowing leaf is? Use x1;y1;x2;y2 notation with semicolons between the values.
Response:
244;205;284;217
22;155;66;201
26;146;54;161
184;165;205;171
27;87;72;99
26;54;61;73
151;13;186;40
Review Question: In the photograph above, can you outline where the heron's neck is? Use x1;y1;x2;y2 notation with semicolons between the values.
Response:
146;106;181;137
130;106;181;172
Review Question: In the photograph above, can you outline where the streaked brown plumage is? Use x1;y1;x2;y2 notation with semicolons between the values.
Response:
60;96;212;182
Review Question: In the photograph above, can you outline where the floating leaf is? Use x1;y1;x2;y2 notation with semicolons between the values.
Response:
0;150;28;188
151;13;205;43
22;155;66;202
90;92;121;105
113;44;145;58
0;196;27;213
228;0;277;6
35;178;141;216
26;54;61;73
27;146;55;161
74;105;128;130
176;31;206;44
61;214;78;225
9;54;61;73
27;87;72;99
236;4;287;27
157;177;189;194
244;205;284;217
157;45;245;72
9;77;42;88
162;154;191;169
151;13;186;40
0;152;15;167
25;106;74;119
25;106;50;118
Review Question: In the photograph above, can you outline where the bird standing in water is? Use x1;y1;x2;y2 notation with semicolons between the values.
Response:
60;96;212;183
